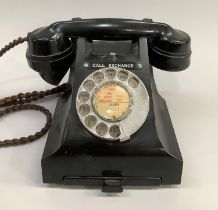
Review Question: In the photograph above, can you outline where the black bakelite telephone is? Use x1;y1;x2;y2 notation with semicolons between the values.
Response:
0;18;191;192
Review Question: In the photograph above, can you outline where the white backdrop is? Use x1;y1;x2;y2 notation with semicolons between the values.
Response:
0;0;218;209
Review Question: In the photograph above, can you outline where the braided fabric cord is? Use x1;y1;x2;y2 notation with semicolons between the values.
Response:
0;37;67;147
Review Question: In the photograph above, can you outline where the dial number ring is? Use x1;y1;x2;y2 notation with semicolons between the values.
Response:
76;67;149;141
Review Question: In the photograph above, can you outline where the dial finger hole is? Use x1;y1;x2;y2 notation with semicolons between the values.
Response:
78;104;90;116
78;91;89;103
117;70;128;81
93;71;104;83
105;69;116;80
85;115;97;128
128;76;139;88
96;122;108;136
109;125;121;138
83;80;95;91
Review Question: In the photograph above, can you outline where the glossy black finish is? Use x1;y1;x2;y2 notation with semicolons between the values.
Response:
41;37;184;192
26;18;191;85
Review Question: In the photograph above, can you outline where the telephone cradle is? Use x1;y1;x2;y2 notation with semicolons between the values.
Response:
25;18;191;192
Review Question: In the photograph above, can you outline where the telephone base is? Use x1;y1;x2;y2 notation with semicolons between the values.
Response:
41;37;183;192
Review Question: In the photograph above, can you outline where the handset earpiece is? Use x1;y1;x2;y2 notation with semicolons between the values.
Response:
26;27;76;85
148;29;191;71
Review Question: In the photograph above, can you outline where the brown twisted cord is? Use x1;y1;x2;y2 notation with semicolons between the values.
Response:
0;37;68;147
0;37;27;56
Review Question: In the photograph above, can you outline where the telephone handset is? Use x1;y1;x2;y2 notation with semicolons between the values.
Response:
0;18;191;192
26;18;191;85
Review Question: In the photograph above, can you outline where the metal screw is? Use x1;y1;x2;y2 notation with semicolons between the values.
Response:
84;63;89;67
137;63;143;68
